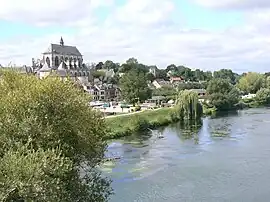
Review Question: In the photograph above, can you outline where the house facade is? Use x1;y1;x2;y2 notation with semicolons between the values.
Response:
83;84;121;101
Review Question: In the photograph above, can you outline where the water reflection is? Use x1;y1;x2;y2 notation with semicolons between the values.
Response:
103;114;245;181
106;108;270;202
171;119;203;144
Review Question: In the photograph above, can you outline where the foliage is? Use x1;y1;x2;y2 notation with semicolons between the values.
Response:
178;82;207;91
213;69;237;84
120;68;152;104
156;69;168;80
237;72;265;94
146;72;155;82
103;60;119;72
152;86;177;97
92;70;106;79
105;108;177;139
207;78;240;111
0;71;112;201
175;90;203;120
256;88;270;105
0;145;72;201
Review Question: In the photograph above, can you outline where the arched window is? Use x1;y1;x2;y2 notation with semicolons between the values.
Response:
78;58;82;68
55;56;59;67
87;72;90;76
74;58;77;69
78;72;82;77
46;57;50;67
74;72;78;77
83;72;86;76
69;57;73;69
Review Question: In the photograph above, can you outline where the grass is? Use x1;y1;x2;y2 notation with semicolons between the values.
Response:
105;107;177;139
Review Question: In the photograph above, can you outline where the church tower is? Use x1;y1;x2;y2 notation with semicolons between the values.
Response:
60;37;64;46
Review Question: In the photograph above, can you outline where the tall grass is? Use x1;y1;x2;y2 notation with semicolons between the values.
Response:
105;108;178;139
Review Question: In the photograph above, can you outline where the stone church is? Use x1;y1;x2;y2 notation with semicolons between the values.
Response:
37;37;90;82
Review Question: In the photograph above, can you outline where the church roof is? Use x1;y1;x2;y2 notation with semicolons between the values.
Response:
43;44;82;56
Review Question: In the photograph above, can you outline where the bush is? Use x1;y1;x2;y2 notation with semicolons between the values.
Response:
106;108;176;138
0;146;72;201
256;88;270;105
0;71;112;201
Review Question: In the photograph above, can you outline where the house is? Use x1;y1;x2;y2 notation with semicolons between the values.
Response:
152;79;171;89
147;96;166;106
83;84;121;101
170;76;184;84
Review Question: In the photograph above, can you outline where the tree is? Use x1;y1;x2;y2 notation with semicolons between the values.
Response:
237;72;264;94
166;64;177;72
152;86;177;97
204;71;213;81
265;76;270;89
146;72;155;82
207;78;240;111
126;57;138;64
174;90;203;120
0;145;73;201
0;71;112;201
95;62;104;70
120;68;151;104
103;60;119;72
213;69;236;84
156;69;168;80
256;88;270;105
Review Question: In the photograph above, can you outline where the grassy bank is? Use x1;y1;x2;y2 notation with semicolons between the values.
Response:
105;107;178;139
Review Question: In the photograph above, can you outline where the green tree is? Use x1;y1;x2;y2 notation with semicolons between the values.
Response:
0;71;112;201
95;62;104;70
265;76;270;88
174;90;203;120
120;68;152;104
213;69;236;84
146;72;155;82
207;78;240;111
256;88;270;105
152;86;177;97
0;145;72;201
156;69;168;80
103;60;119;72
126;57;138;65
237;72;264;94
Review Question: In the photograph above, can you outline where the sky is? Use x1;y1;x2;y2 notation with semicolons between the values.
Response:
0;0;270;72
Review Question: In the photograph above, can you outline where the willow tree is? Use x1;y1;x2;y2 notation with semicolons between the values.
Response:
175;90;203;120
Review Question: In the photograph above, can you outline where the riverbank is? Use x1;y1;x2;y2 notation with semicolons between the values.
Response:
105;107;178;139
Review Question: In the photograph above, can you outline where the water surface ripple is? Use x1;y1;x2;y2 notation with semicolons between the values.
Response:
103;108;270;202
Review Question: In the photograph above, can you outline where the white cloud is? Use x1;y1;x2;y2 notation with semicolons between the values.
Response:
1;0;270;72
0;0;113;26
194;0;270;9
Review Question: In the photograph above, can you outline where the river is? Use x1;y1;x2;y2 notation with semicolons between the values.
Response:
102;108;270;202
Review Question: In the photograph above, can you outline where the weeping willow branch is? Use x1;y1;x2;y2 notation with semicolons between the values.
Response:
175;90;203;120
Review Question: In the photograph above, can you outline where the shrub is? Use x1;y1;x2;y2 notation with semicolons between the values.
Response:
0;71;112;201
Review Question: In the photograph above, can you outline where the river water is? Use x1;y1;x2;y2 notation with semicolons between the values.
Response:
102;108;270;202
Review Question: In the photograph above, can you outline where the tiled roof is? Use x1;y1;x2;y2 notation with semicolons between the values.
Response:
43;44;82;56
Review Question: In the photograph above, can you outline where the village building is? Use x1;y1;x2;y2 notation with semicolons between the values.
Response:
83;84;121;102
152;79;171;89
36;37;90;82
